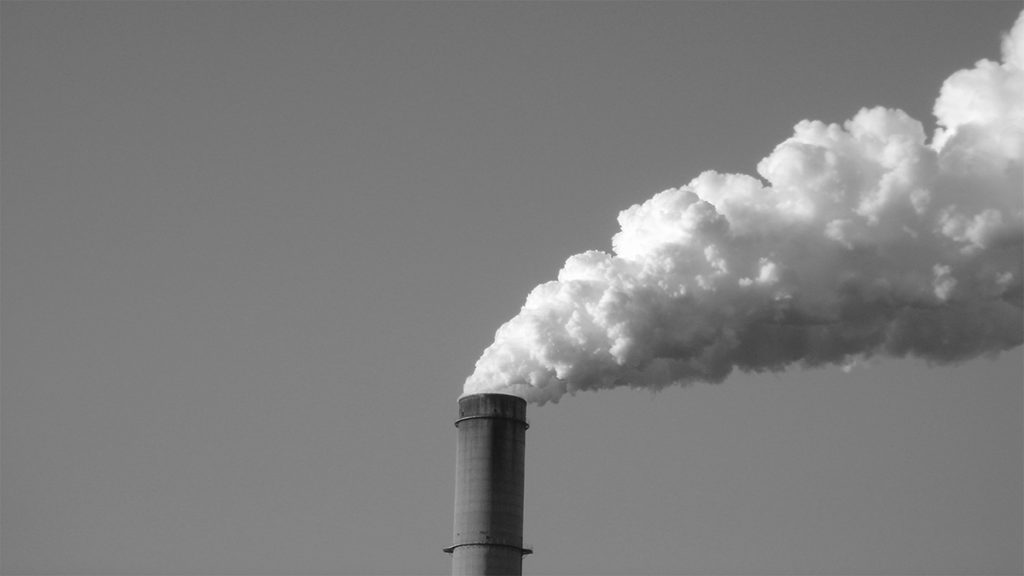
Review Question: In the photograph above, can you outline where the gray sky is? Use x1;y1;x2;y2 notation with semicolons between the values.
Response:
2;2;1021;575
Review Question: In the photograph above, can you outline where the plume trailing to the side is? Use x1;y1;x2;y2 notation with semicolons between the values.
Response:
466;12;1024;405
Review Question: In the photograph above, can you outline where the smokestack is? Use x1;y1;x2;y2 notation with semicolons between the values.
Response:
445;393;531;576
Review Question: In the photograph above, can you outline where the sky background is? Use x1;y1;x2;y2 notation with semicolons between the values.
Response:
2;2;1021;575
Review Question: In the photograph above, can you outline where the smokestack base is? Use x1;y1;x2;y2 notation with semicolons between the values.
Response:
448;393;530;576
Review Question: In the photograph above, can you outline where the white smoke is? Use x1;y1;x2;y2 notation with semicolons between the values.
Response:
465;12;1024;405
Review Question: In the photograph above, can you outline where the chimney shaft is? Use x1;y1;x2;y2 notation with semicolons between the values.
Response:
445;393;530;576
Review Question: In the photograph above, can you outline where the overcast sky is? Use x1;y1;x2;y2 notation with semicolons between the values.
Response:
2;2;1021;575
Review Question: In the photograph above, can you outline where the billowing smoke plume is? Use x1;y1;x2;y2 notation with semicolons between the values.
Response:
466;12;1024;405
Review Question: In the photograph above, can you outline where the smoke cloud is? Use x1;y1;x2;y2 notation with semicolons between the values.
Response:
465;12;1024;405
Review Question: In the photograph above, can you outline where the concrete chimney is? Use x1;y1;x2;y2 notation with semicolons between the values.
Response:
445;393;531;576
